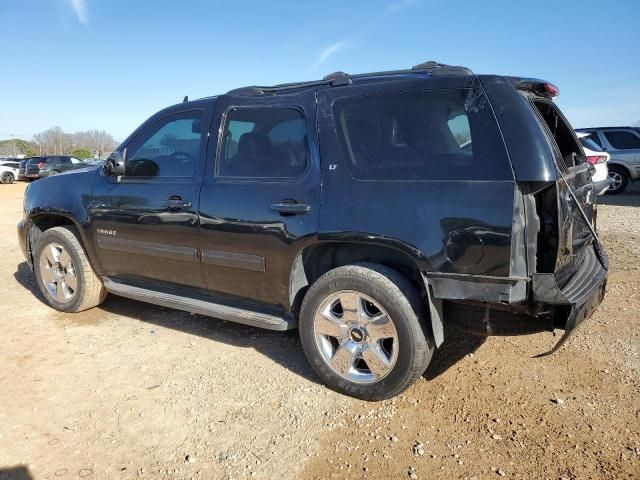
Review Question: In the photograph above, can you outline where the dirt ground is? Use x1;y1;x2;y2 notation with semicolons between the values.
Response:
0;181;638;480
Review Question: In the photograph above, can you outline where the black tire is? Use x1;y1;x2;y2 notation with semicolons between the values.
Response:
1;171;14;184
48;170;60;177
33;226;107;313
606;165;628;194
299;263;433;401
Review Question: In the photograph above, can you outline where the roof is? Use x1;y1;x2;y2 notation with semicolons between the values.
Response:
576;126;639;131
225;61;473;96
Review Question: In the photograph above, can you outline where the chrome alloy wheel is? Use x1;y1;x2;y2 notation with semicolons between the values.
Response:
313;290;399;384
608;171;623;191
39;242;78;303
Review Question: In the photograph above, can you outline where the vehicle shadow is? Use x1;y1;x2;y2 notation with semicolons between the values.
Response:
598;182;640;207
14;261;486;389
13;261;319;386
423;324;486;380
0;466;33;480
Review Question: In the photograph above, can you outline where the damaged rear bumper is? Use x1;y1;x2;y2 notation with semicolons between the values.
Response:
434;244;607;354
531;245;607;355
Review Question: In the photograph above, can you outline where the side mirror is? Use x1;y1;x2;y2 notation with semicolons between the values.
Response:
106;149;126;176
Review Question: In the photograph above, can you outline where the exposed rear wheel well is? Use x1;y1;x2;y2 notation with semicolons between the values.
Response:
290;242;426;314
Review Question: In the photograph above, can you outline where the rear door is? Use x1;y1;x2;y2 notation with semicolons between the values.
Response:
601;129;640;164
198;91;320;307
530;99;596;277
57;156;71;172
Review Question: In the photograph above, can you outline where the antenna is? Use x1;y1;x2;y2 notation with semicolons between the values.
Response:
183;95;188;103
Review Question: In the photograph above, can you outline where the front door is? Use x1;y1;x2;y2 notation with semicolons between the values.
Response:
198;91;320;308
90;106;211;288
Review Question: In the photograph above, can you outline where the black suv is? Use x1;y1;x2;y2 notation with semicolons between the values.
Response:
17;62;608;400
24;155;87;179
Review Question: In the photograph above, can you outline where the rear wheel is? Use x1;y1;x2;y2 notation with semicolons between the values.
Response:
299;263;433;400
607;166;628;194
34;226;107;312
1;171;14;184
48;170;60;177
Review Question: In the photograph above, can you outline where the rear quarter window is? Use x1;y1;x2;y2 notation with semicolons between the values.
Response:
332;88;513;181
603;130;640;149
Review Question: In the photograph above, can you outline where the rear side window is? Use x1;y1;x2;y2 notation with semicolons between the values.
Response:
218;107;309;179
332;88;512;181
603;130;640;149
579;137;604;153
585;132;602;148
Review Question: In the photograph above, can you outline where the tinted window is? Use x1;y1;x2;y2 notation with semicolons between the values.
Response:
126;111;203;177
603;130;640;149
586;132;602;147
333;88;512;181
218;108;309;178
579;137;604;152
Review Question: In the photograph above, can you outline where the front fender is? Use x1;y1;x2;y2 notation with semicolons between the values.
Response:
23;167;105;274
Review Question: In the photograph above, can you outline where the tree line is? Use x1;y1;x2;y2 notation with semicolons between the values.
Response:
0;127;119;159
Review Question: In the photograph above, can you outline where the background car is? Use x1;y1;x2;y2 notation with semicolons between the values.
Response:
17;159;31;180
0;164;19;184
576;132;610;195
575;127;640;194
0;160;20;170
24;155;87;179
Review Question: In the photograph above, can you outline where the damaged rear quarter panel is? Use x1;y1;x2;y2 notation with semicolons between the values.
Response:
316;75;519;300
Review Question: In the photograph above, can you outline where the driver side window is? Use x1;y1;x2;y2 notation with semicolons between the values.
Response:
126;111;204;177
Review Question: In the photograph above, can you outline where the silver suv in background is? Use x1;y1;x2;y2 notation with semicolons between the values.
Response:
576;127;640;194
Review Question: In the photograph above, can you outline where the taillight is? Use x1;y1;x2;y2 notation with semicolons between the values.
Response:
586;155;607;165
543;83;560;97
37;162;45;169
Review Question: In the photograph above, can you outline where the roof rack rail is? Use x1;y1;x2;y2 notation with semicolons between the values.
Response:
226;61;472;96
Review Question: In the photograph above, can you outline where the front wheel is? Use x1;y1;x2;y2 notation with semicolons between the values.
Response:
299;263;433;401
33;226;107;312
607;166;628;194
48;170;60;177
0;171;14;184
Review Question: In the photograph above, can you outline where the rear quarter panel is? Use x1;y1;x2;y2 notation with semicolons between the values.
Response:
316;76;517;277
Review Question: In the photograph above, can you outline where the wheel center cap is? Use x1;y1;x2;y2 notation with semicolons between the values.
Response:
349;327;365;343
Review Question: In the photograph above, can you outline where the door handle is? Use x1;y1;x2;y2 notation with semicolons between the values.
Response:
270;201;311;215
164;196;192;211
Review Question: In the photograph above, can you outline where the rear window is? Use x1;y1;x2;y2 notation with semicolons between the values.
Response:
332;88;512;181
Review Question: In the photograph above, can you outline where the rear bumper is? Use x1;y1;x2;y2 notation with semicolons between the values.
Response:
531;244;607;354
440;245;607;353
593;178;611;195
25;171;45;179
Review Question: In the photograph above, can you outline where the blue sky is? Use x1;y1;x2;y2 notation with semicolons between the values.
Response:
1;0;638;141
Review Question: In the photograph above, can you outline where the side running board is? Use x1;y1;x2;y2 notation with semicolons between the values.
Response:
102;277;295;331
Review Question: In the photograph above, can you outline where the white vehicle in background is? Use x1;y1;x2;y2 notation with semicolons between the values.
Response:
0;164;19;184
576;132;610;195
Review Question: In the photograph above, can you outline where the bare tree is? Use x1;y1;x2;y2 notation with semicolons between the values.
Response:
31;127;118;157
